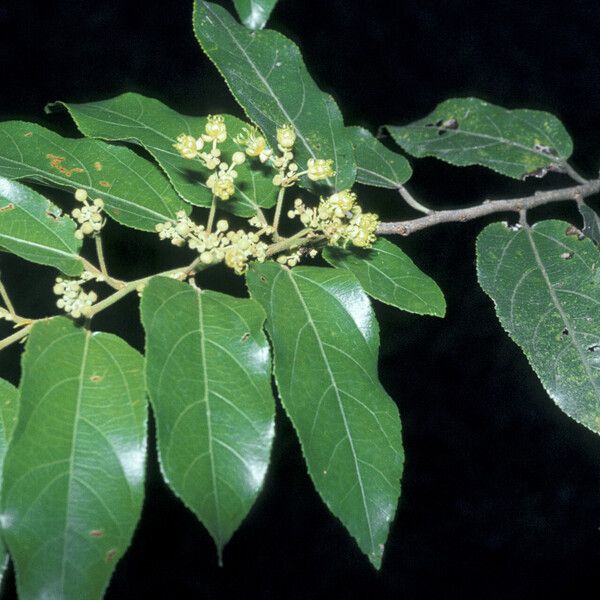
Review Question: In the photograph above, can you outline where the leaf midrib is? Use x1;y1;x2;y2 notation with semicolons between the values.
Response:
59;332;90;595
285;269;376;555
524;227;600;400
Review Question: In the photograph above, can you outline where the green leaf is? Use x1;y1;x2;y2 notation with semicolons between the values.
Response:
387;98;573;180
141;277;275;561
49;94;278;217
1;317;147;600
348;127;412;188
477;220;600;433
323;238;445;317
233;0;277;29
0;177;83;275
0;378;18;584
579;203;600;245
0;121;189;231
194;1;356;191
246;264;403;568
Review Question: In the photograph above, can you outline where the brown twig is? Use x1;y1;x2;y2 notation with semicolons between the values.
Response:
378;178;600;236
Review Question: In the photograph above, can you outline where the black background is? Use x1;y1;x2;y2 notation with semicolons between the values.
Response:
1;1;600;598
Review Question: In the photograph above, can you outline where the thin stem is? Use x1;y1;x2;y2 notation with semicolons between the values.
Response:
265;229;323;257
272;186;287;240
397;185;432;215
79;257;125;290
0;324;32;352
0;256;205;352
94;235;110;281
206;195;217;233
378;178;600;236
0;277;16;317
254;207;269;229
562;162;588;185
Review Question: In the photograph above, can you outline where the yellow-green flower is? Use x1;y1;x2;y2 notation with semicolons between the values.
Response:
307;158;335;181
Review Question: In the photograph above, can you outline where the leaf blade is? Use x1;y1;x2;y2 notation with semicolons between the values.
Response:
233;0;277;30
477;220;600;432
388;98;573;179
0;378;18;585
194;1;356;191
141;277;275;559
1;318;147;600
579;203;600;245
246;263;403;568
0;121;188;231
348;127;412;188
0;177;82;275
49;94;278;217
323;238;446;317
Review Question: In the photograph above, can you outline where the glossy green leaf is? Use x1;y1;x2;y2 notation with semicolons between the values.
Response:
233;0;277;29
0;121;188;231
348;127;412;188
388;98;572;179
0;378;18;584
49;94;278;217
194;1;356;191
141;277;275;560
579;203;600;245
246;264;403;568
0;177;82;275
1;317;147;600
323;238;445;317
477;220;600;433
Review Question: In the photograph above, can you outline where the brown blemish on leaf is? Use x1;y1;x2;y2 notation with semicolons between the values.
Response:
241;332;250;342
94;161;103;171
47;154;85;177
105;548;118;562
45;210;60;221
90;374;103;383
99;180;111;188
89;529;104;537
560;251;574;260
0;203;15;213
23;131;33;138
565;225;584;240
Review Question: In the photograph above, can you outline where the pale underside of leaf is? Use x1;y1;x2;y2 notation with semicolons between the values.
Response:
477;220;600;433
233;0;278;30
387;97;573;179
579;203;600;246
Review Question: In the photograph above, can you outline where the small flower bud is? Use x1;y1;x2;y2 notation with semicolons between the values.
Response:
232;151;246;165
74;189;88;202
277;125;296;149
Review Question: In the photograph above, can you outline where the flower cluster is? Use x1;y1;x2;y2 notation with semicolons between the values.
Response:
72;189;105;239
170;118;371;271
234;123;335;188
53;271;99;318
174;116;245;201
155;211;269;275
288;189;379;248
